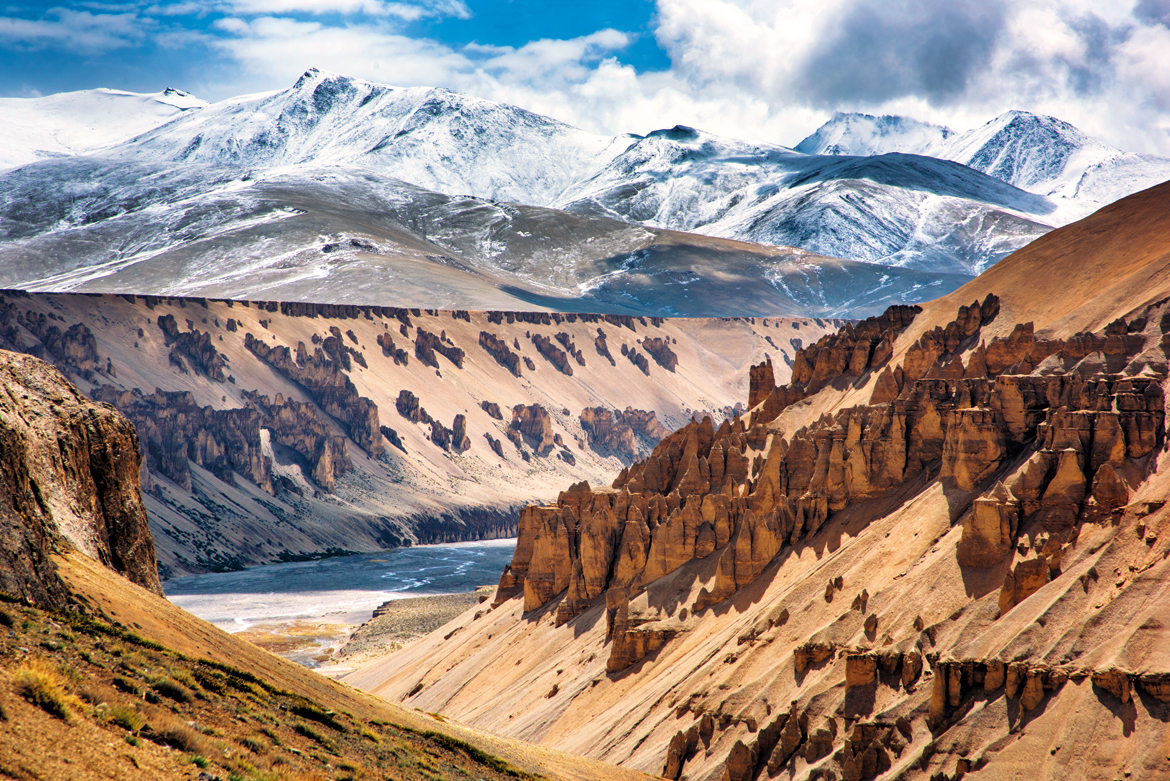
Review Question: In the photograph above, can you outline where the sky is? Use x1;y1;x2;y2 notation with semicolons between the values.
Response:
2;0;1170;154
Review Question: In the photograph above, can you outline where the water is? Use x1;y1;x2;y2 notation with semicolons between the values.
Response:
164;538;517;633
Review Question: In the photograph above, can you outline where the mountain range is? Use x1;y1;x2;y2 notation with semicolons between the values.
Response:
4;70;1168;316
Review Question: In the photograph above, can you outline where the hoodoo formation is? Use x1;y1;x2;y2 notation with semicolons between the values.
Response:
0;291;836;577
349;181;1170;781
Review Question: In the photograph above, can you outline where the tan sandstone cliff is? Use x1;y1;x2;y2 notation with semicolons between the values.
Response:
347;180;1170;781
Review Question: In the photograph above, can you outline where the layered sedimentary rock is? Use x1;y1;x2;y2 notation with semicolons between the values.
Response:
92;386;272;493
642;337;679;372
531;334;574;375
475;290;1170;781
479;331;522;376
509;404;556;456
0;350;160;606
0;290;829;575
578;407;670;463
242;391;351;492
414;328;465;369
156;314;229;381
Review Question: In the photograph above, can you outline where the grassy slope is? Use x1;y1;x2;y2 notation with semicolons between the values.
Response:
0;552;649;781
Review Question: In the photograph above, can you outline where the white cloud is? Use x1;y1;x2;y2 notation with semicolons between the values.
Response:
0;8;144;51
190;0;1170;155
649;0;1170;153
223;0;470;19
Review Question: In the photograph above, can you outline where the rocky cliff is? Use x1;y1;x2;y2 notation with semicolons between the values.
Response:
0;350;160;607
347;182;1170;781
0;291;835;576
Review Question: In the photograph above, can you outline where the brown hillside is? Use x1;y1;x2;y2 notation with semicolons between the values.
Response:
347;182;1170;780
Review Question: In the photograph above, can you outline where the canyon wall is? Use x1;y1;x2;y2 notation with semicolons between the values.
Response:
0;291;837;576
352;289;1170;781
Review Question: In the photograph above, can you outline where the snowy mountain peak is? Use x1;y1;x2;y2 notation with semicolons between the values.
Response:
0;87;206;171
795;112;954;157
293;67;324;88
159;87;207;110
113;71;617;206
938;109;1111;191
643;125;703;143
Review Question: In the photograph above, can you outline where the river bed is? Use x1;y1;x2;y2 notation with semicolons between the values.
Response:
164;538;516;668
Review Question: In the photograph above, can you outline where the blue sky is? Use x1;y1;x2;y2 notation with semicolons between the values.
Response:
0;1;668;98
2;1;1170;153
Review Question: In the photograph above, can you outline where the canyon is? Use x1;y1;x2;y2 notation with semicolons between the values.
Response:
0;289;835;577
0;345;649;781
346;180;1170;780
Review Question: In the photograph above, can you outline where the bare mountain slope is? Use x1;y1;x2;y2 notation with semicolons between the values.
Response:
0;158;961;319
347;183;1170;780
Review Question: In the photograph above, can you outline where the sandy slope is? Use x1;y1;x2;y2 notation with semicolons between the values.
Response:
344;181;1170;780
50;551;651;781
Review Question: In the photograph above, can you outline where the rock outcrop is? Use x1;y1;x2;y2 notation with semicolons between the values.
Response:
0;350;160;606
579;407;670;463
157;314;228;381
479;331;522;376
493;290;1168;755
243;391;351;492
509;404;556;456
245;332;383;457
641;337;678;372
531;334;573;375
93;386;272;493
415;328;465;369
339;184;1170;781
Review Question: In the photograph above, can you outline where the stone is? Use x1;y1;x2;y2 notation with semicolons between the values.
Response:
1021;671;1046;711
846;654;878;687
984;660;1005;691
957;498;1016;567
749;358;775;409
999;557;1050;614
1092;669;1132;703
722;740;758;781
0;350;162;606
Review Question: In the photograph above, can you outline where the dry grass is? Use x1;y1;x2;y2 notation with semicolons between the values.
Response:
107;703;147;732
11;658;84;721
151;718;209;754
0;597;545;781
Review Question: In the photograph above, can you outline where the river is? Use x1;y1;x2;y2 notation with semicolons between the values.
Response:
164;538;516;668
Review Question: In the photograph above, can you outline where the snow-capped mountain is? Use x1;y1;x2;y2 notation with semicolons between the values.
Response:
794;113;953;157
555;126;1051;274
1;69;1164;316
0;87;206;171
113;69;626;208
108;70;1053;275
799;109;1170;222
934;111;1170;220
